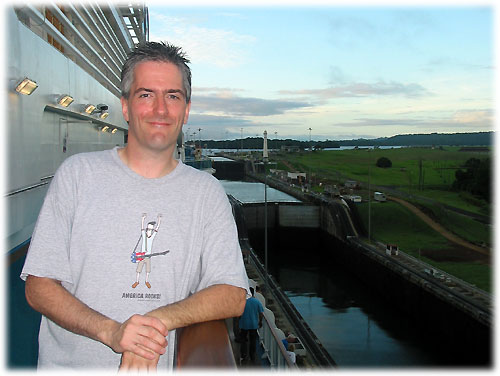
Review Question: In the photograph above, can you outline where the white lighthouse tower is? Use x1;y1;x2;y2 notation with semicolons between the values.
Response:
263;130;269;162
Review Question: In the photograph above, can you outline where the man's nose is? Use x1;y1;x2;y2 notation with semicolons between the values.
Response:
154;96;168;115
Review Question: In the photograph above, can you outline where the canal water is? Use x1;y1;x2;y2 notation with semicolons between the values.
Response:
222;180;465;367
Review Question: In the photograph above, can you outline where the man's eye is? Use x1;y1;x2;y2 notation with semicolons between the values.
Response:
139;93;151;98
168;94;180;100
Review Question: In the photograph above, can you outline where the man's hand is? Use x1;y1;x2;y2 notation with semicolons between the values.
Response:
119;350;160;371
109;314;168;360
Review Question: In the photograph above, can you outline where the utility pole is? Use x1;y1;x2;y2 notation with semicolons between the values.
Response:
368;165;371;243
418;158;423;191
308;127;312;151
240;128;243;152
263;131;269;290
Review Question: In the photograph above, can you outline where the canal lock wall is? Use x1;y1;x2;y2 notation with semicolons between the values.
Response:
235;172;492;366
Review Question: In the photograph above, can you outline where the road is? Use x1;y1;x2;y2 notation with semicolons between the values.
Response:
387;196;490;257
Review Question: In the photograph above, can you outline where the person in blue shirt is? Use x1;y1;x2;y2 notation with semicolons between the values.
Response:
238;286;264;364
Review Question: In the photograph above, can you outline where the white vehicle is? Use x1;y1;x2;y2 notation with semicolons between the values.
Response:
374;192;387;202
344;195;362;203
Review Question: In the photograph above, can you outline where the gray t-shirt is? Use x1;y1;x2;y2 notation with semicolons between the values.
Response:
21;147;249;369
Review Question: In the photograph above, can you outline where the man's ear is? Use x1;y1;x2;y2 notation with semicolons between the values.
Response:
183;101;191;124
121;97;129;123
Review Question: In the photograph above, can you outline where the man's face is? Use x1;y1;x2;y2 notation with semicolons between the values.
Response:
121;61;190;154
146;223;154;237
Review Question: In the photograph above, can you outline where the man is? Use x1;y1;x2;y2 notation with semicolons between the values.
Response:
21;42;248;370
238;286;264;364
132;214;162;289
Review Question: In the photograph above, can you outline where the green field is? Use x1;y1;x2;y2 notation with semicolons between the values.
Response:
273;146;491;215
270;146;493;292
356;201;491;292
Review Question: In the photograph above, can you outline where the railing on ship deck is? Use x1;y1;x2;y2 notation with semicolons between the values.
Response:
259;313;297;368
175;316;296;369
175;319;236;368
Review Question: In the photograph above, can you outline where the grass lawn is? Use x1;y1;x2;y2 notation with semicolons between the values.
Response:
356;201;492;292
411;189;489;216
271;147;492;292
275;147;491;201
357;201;450;252
273;146;491;241
409;199;491;246
431;261;492;293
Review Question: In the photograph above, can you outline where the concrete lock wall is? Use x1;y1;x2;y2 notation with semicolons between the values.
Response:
279;205;320;228
337;239;491;365
232;197;491;366
242;204;320;230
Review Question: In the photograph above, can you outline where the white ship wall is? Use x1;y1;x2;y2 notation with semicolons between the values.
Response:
6;8;129;252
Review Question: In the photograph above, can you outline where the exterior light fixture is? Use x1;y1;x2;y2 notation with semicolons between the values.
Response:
101;126;109;132
100;112;109;119
111;128;118;134
58;94;74;107
84;104;96;114
15;77;38;95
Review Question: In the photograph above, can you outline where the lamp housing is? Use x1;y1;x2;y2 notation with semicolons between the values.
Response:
84;104;96;114
15;78;38;95
58;95;74;107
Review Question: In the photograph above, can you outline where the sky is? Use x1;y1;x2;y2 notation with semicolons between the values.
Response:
147;0;495;141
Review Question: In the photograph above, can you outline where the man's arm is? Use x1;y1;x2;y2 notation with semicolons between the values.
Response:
155;214;162;231
119;284;246;370
148;284;246;329
25;275;168;360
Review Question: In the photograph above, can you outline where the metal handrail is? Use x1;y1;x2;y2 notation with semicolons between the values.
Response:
259;312;297;368
248;247;337;367
395;246;492;301
175;319;237;368
6;181;50;197
349;238;491;325
229;196;337;367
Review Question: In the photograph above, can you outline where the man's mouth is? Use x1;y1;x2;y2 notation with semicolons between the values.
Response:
149;121;170;127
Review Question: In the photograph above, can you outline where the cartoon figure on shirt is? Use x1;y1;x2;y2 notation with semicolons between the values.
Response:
130;213;169;289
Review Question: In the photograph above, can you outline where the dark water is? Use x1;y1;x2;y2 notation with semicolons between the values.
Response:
249;227;466;368
281;266;437;367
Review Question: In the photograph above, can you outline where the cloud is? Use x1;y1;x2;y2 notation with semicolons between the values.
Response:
149;11;255;68
421;57;493;73
328;10;435;51
330;109;493;130
280;80;429;101
191;90;311;116
184;114;263;139
186;114;254;128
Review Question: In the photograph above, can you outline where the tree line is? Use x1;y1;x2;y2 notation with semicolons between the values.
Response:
197;131;493;149
453;158;491;202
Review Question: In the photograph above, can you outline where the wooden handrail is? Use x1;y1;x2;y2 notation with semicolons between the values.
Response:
175;319;236;368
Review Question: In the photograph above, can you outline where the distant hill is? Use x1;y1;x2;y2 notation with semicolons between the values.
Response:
337;131;493;147
200;131;493;149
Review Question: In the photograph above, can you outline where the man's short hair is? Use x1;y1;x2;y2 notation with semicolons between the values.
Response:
249;286;255;296
121;41;192;103
147;221;156;227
